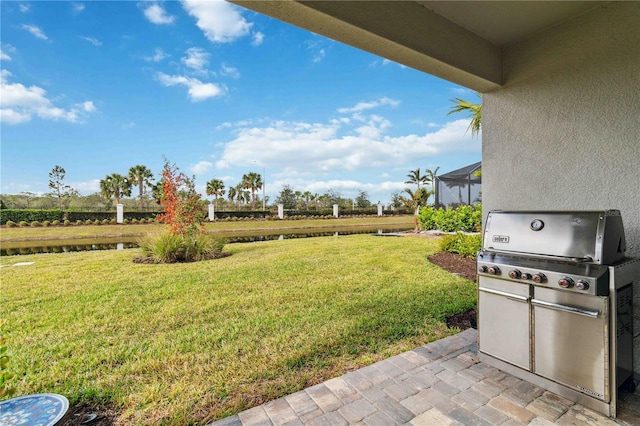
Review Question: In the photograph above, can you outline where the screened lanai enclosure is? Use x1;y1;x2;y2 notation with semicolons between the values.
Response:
434;161;482;208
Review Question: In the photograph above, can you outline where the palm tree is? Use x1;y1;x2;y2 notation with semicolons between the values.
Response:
303;191;312;210
232;183;248;209
100;173;132;208
206;179;225;210
448;94;482;138
227;185;237;209
405;168;429;190
128;165;154;212
424;167;440;205
401;187;430;231
294;190;303;209
241;172;262;210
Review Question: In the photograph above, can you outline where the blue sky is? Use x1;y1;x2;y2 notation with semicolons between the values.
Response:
0;0;481;205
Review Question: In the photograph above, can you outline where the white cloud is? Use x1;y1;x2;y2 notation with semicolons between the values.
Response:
73;179;100;194
19;3;30;13
0;45;14;61
82;101;96;112
337;97;400;114
80;36;102;46
21;24;48;40
215;115;479;176
156;72;224;102
72;2;85;13
181;0;252;43
0;70;96;124
0;108;31;125
251;32;264;46
313;49;325;64
191;161;213;175
305;39;328;64
142;3;175;25
122;122;135;129
181;47;209;72
144;48;169;62
220;63;240;79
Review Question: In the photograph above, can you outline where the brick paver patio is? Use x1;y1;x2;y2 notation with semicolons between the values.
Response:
211;329;640;425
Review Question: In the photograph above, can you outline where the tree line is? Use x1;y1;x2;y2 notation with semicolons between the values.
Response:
0;164;446;213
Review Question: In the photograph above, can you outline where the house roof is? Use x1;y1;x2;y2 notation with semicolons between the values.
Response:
230;1;605;92
437;161;482;181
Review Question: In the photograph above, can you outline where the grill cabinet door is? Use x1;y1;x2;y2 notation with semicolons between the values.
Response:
532;287;609;401
479;277;531;370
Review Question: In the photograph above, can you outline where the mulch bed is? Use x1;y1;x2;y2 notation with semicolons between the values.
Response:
428;251;478;330
59;404;117;425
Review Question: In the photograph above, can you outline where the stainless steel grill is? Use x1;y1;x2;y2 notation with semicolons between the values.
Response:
477;210;638;417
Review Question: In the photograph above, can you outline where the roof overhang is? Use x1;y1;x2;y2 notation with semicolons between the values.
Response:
229;1;605;92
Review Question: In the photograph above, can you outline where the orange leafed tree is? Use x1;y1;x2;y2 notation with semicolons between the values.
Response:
157;160;206;236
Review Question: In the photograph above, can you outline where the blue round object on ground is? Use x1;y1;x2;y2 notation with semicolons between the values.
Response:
0;393;69;426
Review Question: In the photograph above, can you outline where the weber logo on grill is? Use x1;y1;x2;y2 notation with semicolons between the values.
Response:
492;235;510;243
577;385;603;399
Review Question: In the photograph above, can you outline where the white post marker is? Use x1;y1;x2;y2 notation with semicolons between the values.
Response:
333;204;339;218
278;204;284;219
208;203;215;221
116;204;124;224
377;201;383;216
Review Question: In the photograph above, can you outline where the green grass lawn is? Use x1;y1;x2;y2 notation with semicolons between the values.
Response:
1;234;475;425
0;216;415;241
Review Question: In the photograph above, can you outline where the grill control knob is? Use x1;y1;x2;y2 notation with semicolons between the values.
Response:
508;270;522;279
478;265;488;273
520;273;532;280
576;280;590;291
532;273;547;283
558;277;575;288
488;266;501;275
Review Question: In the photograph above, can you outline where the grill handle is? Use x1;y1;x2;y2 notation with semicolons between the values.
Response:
480;250;594;264
531;299;600;318
479;287;530;303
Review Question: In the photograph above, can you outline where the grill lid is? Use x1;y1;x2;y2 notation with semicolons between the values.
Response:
482;210;626;265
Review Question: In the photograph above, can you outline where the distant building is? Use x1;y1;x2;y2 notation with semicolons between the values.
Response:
434;162;481;208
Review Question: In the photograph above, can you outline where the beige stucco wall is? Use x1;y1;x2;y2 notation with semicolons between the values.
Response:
483;2;640;375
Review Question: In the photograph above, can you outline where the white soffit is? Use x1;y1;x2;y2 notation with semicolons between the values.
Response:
229;1;605;91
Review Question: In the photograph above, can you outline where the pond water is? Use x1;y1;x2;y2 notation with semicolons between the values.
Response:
0;225;412;256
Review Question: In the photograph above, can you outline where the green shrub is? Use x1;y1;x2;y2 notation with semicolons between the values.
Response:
30;221;40;227
42;221;51;227
418;204;482;232
102;219;110;225
85;219;93;225
0;209;62;225
76;220;84;225
440;232;482;258
51;220;60;226
131;218;138;224
19;221;28;227
137;232;225;263
94;220;101;225
5;221;16;227
110;219;116;224
64;220;71;226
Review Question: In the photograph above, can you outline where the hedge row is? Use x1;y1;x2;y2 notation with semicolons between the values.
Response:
0;209;160;225
0;209;63;224
1;208;413;225
418;204;482;232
